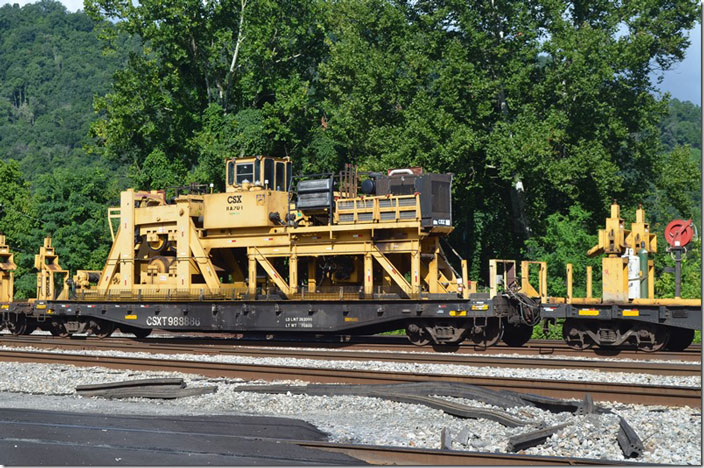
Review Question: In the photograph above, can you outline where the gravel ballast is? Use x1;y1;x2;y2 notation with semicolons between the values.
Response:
0;361;699;465
0;344;699;387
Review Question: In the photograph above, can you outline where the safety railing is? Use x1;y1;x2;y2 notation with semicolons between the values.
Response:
70;283;427;302
72;287;250;302
334;194;420;225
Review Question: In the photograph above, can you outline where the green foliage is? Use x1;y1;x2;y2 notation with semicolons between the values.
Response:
0;159;38;298
650;146;701;222
189;104;269;187
316;0;700;275
524;205;601;298
531;321;563;341
86;0;328;189
32;167;119;273
0;0;135;180
660;99;702;151
655;239;701;299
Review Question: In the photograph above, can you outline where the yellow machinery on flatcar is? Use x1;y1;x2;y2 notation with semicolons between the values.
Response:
86;156;473;304
0;156;699;350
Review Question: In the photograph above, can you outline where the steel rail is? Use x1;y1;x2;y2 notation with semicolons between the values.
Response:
292;440;637;465
0;349;699;406
134;335;703;361
2;332;700;361
0;335;699;376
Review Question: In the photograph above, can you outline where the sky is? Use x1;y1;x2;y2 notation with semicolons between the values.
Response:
1;0;702;105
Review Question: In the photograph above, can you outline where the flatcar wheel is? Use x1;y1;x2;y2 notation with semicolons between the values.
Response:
22;322;37;335
49;321;70;337
88;319;115;339
132;328;152;339
466;318;503;347
6;315;27;336
635;324;670;352
664;327;695;352
483;318;504;347
562;319;594;350
502;323;534;347
50;328;70;337
406;323;430;346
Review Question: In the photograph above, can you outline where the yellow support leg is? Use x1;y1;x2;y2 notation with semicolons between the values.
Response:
188;220;221;293
428;248;439;294
364;253;373;298
648;259;654;299
461;259;470;299
411;249;421;296
248;255;257;296
586;266;593;299
289;256;298;295
307;258;317;293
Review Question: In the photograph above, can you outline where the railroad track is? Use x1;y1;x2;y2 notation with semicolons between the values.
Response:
293;440;635;465
0;348;699;406
2;332;700;361
0;335;700;376
146;334;703;361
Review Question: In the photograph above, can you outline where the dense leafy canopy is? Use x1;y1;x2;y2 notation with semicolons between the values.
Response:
0;0;700;299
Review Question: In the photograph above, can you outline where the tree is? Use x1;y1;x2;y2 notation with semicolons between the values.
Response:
86;0;329;189
315;0;700;280
87;0;700;285
32;167;118;274
523;204;601;298
0;0;134;180
0;160;38;298
660;98;702;151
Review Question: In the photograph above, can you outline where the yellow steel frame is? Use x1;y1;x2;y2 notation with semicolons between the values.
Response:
35;237;69;301
0;235;16;303
90;186;464;300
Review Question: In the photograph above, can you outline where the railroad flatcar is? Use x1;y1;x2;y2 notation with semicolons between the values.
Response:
0;156;700;351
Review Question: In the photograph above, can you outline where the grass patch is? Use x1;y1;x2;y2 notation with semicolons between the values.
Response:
531;320;563;340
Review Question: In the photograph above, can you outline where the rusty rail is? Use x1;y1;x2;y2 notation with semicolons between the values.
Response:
0;335;699;376
0;349;699;406
293;441;635;465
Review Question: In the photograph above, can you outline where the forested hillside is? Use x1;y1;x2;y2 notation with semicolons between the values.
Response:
0;0;135;296
0;0;134;179
0;0;700;299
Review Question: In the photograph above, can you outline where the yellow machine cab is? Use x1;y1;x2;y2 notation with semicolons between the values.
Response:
225;156;292;192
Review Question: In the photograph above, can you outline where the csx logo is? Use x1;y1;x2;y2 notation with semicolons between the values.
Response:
227;195;242;204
